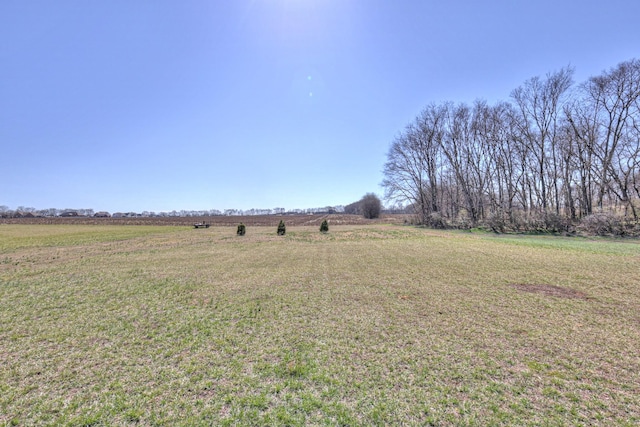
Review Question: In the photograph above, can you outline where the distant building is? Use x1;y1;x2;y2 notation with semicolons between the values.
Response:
60;211;79;217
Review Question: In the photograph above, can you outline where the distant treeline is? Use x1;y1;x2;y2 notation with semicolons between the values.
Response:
0;205;359;219
383;58;640;234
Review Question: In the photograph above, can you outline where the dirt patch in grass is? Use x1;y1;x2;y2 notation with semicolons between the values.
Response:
511;283;591;300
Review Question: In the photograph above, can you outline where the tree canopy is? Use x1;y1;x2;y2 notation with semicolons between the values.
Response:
382;58;640;230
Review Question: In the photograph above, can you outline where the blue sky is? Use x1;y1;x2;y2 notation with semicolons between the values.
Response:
2;0;639;213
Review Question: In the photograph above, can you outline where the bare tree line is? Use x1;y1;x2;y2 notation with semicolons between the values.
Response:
383;58;640;232
0;205;348;219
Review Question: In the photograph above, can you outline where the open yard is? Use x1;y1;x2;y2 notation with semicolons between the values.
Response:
1;224;639;426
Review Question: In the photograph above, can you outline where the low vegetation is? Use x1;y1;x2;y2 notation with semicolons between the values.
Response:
1;224;639;425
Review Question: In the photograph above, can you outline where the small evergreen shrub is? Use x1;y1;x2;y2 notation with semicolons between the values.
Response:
277;220;286;236
320;219;329;233
237;223;246;236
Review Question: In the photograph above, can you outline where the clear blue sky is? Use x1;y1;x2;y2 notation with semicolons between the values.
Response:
2;0;639;213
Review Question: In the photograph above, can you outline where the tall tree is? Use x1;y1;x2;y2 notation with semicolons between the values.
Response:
510;67;574;215
439;103;483;223
382;59;639;228
582;59;640;219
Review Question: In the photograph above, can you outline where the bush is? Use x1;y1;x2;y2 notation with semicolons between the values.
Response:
486;211;508;233
427;212;447;229
451;210;472;229
320;219;329;233
236;223;246;236
578;212;625;236
277;220;286;236
542;212;571;233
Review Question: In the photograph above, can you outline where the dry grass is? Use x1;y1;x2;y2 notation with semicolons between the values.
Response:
0;224;639;426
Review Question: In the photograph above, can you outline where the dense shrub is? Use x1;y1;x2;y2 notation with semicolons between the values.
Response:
236;223;246;236
320;219;329;233
427;212;447;229
486;211;508;233
450;211;472;229
578;212;625;236
277;220;286;236
542;212;571;233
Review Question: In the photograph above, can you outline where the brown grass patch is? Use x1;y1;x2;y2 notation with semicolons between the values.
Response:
510;283;591;300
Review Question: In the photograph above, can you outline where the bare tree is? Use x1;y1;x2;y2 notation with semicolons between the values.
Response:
382;59;639;229
510;67;574;216
382;104;448;224
439;103;482;223
361;193;382;219
382;125;431;223
564;98;599;217
583;59;640;219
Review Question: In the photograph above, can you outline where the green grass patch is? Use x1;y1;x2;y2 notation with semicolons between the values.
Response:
0;224;182;252
1;224;639;425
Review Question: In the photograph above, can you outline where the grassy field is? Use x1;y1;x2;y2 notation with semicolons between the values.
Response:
1;224;639;426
